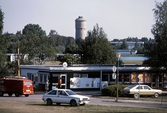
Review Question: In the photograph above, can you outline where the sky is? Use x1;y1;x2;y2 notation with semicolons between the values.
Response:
0;0;165;41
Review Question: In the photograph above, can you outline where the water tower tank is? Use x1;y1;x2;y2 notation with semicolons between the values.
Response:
75;16;86;40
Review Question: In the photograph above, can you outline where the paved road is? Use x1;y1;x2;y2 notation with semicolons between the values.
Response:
0;92;167;110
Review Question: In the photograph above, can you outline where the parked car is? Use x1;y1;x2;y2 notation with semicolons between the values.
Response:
42;89;90;106
123;85;162;98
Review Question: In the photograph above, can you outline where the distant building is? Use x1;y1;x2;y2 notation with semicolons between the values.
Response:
6;53;28;62
75;16;86;40
116;49;137;54
111;41;144;49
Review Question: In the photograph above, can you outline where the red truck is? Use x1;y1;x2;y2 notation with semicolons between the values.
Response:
0;76;34;97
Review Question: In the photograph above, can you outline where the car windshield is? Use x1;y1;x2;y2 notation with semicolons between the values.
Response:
65;90;77;95
126;85;136;89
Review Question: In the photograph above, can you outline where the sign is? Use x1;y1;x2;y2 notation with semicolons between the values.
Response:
112;73;116;79
63;62;67;68
112;66;117;72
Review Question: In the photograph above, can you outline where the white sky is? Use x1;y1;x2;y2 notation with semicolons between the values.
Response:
0;0;165;41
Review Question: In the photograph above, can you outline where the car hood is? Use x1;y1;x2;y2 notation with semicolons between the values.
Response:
69;95;89;99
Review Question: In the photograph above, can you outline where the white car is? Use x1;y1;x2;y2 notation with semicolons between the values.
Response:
42;89;90;106
123;85;162;99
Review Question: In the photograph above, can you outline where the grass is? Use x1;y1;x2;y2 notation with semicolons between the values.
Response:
0;100;167;113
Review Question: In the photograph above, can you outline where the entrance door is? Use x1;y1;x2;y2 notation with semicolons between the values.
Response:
60;74;67;89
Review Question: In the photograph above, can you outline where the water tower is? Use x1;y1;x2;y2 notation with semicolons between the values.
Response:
75;16;86;40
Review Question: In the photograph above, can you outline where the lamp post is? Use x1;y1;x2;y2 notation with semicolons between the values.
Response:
115;53;121;102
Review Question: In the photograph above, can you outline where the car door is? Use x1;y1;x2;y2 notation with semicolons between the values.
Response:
56;90;70;103
136;85;144;95
143;86;152;95
47;90;58;102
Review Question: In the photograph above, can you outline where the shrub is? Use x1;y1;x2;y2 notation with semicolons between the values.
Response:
102;84;129;96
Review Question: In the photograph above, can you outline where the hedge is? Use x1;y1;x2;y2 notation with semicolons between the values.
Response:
101;84;129;96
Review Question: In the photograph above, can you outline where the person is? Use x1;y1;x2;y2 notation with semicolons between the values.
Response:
58;77;62;88
45;80;49;92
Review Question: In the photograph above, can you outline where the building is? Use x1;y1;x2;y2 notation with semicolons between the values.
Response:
20;64;167;91
111;41;144;50
6;53;28;62
75;16;86;40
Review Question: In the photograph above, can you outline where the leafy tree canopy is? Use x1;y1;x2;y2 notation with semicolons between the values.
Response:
80;24;116;64
22;24;46;37
144;0;167;71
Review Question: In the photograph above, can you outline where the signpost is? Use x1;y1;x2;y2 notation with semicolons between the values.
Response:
112;66;117;79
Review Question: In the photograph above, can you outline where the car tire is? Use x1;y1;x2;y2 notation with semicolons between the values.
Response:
25;94;29;97
47;99;52;105
154;92;159;98
70;100;77;106
56;103;61;106
134;93;139;99
8;93;13;97
15;92;20;97
0;91;4;96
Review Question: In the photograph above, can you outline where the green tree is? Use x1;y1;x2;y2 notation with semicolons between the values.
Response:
22;24;46;37
80;24;116;64
21;24;55;65
0;8;8;77
145;0;167;71
121;39;128;49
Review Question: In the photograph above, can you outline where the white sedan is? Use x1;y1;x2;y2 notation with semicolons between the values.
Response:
42;89;90;106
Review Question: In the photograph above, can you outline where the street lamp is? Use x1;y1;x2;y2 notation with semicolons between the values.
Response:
115;53;121;102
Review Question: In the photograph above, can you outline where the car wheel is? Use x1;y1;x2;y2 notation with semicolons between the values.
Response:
70;100;77;106
0;91;4;96
8;93;13;97
15;92;20;97
154;92;159;98
134;93;139;99
25;94;29;97
56;103;61;105
47;99;52;105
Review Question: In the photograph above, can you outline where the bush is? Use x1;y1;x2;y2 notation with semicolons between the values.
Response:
102;84;129;96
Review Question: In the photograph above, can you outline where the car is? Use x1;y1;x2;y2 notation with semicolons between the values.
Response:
42;89;90;106
123;84;162;99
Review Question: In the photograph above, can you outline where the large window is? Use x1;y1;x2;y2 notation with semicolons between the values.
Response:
131;73;137;83
124;73;130;83
138;74;143;83
144;73;150;83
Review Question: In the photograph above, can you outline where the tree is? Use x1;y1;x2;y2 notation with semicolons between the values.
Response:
80;24;116;64
21;24;55;65
145;0;167;71
121;39;128;49
22;24;46;37
0;8;8;77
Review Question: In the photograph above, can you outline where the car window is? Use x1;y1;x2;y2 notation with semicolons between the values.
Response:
136;86;143;89
58;90;67;96
48;90;57;95
127;85;136;89
144;86;151;90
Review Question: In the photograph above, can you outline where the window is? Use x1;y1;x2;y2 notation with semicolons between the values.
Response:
73;73;80;78
0;80;4;84
81;74;88;78
144;86;150;90
144;73;150;83
48;90;57;95
138;74;143;83
131;73;137;83
136;86;143;89
40;74;43;83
